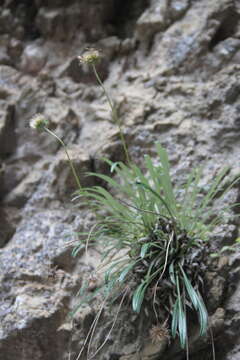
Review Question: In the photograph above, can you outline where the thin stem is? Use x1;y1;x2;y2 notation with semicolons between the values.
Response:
92;64;114;112
44;127;82;191
89;288;128;359
92;64;131;165
75;297;108;360
209;325;216;360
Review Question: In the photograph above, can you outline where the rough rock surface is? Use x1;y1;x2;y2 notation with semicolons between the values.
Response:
0;0;240;359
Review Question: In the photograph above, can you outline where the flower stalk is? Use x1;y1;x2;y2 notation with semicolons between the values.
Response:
91;63;131;165
44;127;82;190
78;49;131;165
30;114;82;191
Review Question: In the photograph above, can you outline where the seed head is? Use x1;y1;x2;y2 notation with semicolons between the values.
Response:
29;113;49;131
78;49;101;65
150;323;170;344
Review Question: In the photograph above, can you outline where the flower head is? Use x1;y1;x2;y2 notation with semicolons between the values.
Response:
78;49;101;65
29;113;49;131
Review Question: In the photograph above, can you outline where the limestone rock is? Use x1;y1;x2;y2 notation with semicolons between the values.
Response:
169;0;190;20
21;43;47;74
50;147;94;198
0;0;240;359
40;6;79;40
3;168;42;207
0;8;12;34
0;43;11;66
7;38;23;60
136;0;190;44
0;207;16;247
0;162;4;198
0;206;81;359
98;36;121;59
35;2;112;41
0;65;20;100
136;0;171;43
0;104;16;156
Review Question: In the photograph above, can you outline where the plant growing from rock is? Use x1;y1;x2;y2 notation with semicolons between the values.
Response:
30;50;240;359
73;144;239;358
73;50;239;359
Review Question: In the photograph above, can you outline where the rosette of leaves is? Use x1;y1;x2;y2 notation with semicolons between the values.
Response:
73;143;239;351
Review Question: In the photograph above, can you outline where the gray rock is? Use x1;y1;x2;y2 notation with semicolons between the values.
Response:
0;162;4;198
0;208;15;247
50;147;94;198
0;0;240;359
98;36;121;59
35;2;112;41
136;0;190;44
20;43;47;74
136;0;170;43
0;104;16;156
0;9;12;34
3;168;42;207
0;65;21;100
7;38;23;60
0;45;11;66
169;0;190;20
36;7;69;40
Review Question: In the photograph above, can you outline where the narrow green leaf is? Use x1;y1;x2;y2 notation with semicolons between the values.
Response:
140;243;151;258
86;172;134;198
210;253;219;258
176;273;187;349
180;168;202;224
172;298;179;338
72;244;85;257
132;282;147;313
144;154;162;204
169;261;176;285
136;181;174;219
180;266;208;337
156;143;177;213
220;245;234;253
118;263;135;282
178;302;187;349
199;167;229;211
110;162;121;173
180;266;199;309
196;291;208;336
104;259;126;283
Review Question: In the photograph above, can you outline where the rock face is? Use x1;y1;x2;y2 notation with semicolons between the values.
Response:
0;0;240;359
0;104;16;156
